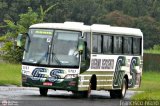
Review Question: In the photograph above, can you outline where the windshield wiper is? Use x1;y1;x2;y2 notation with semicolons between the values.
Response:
49;30;62;66
51;52;62;65
36;53;48;64
36;44;50;64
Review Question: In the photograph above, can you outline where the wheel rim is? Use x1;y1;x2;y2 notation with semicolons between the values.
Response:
122;80;126;96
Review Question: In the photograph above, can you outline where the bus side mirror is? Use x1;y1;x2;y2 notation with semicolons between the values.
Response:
78;41;84;55
16;33;29;49
16;34;23;47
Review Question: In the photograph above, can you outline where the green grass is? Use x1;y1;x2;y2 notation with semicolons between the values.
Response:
131;71;160;100
0;63;21;86
144;50;160;54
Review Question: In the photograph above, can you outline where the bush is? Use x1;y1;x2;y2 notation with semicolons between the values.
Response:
144;44;160;54
0;6;55;63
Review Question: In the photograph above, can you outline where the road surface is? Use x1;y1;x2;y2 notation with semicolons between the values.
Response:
0;86;139;106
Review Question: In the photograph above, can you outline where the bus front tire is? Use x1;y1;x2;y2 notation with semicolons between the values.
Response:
39;88;48;96
73;83;91;98
110;78;127;99
72;91;89;98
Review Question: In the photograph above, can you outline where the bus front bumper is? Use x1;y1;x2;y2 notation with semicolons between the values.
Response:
22;74;78;91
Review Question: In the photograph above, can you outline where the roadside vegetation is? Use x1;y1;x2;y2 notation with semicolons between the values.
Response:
131;71;160;100
144;45;160;54
0;6;55;63
0;63;21;86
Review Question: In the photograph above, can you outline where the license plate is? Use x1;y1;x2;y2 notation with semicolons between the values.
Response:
43;82;52;86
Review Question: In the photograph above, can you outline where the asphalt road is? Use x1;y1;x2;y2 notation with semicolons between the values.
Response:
0;86;139;106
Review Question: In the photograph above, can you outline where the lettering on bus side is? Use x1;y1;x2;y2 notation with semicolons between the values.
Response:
101;59;114;69
91;59;114;69
91;59;101;69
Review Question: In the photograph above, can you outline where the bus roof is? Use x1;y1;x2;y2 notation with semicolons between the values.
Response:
29;22;90;32
91;24;143;37
30;22;143;37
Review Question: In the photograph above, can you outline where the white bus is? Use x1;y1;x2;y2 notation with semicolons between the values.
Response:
17;22;143;98
79;24;143;98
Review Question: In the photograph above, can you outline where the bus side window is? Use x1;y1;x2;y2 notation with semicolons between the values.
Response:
92;34;98;53
103;35;113;54
92;33;103;54
113;36;123;54
123;37;132;54
97;35;102;53
84;32;91;56
133;38;141;55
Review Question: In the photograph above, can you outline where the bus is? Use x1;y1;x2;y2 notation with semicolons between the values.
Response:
17;22;143;98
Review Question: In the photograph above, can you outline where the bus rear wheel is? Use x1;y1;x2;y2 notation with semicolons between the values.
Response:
39;88;48;96
110;78;127;99
119;78;127;98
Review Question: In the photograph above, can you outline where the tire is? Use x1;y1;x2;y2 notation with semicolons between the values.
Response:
74;76;96;98
110;78;127;99
119;78;127;98
110;90;118;98
87;82;92;98
72;91;88;98
73;83;91;98
39;88;48;96
81;91;89;98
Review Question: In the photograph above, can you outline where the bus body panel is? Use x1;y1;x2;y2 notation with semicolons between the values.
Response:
78;55;142;91
22;65;80;91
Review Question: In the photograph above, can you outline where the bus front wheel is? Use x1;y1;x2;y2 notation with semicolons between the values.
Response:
73;83;91;98
39;88;48;96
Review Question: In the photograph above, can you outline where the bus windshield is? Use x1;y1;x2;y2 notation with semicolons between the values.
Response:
23;29;81;67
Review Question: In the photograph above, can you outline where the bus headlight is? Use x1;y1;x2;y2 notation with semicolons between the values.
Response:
64;74;78;79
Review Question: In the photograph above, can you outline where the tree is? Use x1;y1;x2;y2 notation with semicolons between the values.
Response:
1;0;160;50
134;16;160;49
98;10;135;27
122;0;148;17
0;5;55;63
39;4;57;22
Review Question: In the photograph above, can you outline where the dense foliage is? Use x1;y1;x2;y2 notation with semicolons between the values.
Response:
0;0;160;62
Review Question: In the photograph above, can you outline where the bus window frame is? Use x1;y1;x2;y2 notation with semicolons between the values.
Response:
91;32;142;56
